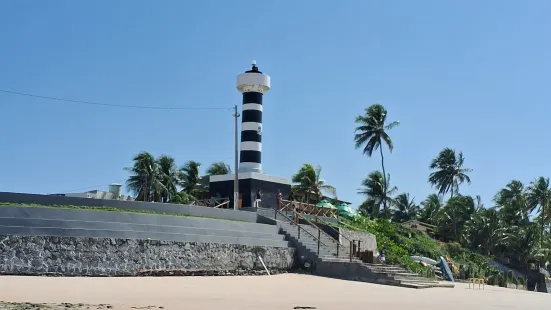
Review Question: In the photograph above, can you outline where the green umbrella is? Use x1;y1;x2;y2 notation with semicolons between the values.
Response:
316;200;337;209
336;203;358;217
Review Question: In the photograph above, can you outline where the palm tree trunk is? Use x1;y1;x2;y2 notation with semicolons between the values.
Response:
541;203;545;248
451;187;456;240
379;146;388;219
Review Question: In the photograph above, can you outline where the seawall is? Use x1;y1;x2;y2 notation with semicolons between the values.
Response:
0;235;295;276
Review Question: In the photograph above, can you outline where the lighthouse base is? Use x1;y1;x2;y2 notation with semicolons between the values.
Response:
209;172;291;210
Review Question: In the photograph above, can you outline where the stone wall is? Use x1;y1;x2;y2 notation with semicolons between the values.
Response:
339;228;377;253
0;235;295;276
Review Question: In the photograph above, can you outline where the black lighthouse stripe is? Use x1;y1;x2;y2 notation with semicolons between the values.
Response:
241;130;262;143
243;92;263;104
242;110;262;123
240;150;261;163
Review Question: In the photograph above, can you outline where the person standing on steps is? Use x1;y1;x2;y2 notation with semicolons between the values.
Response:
276;189;282;210
379;247;386;264
254;189;262;208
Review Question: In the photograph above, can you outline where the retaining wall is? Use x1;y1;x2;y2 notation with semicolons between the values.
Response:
0;235;295;276
0;192;257;223
339;228;377;253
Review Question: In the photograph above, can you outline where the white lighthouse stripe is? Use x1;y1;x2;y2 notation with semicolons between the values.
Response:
241;122;262;132
240;141;262;152
239;162;262;173
242;103;263;112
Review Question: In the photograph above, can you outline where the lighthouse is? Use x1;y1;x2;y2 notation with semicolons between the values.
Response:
236;61;270;173
208;61;290;209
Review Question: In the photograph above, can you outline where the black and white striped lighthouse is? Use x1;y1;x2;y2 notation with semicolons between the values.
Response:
236;61;271;173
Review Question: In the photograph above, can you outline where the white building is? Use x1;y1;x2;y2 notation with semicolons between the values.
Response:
62;183;134;201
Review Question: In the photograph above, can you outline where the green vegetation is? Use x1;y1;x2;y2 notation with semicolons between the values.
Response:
124;154;232;203
347;104;551;284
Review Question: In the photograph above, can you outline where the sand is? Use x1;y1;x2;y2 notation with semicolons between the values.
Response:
0;274;549;310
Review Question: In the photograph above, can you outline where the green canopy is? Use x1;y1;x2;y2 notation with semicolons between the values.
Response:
316;200;337;209
336;203;358;217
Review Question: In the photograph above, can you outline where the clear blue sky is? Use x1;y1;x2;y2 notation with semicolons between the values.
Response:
1;1;550;208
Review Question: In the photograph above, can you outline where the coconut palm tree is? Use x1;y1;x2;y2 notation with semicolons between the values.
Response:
526;177;551;248
428;148;472;239
156;155;180;203
494;180;530;227
206;161;232;176
124;152;164;202
291;164;336;204
180;160;202;197
358;170;397;218
391;193;419;223
354;104;399;215
465;207;508;255
438;194;476;243
419;194;443;225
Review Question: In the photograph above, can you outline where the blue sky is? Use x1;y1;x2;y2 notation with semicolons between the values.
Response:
1;1;550;208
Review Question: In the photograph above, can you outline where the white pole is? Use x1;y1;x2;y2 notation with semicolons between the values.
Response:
233;105;240;210
258;256;270;275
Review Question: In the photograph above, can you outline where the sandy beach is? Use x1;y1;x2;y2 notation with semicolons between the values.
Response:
0;274;549;310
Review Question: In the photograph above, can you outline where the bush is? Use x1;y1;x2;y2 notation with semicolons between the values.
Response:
345;216;492;277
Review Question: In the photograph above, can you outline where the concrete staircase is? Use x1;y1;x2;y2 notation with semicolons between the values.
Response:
317;258;454;289
257;207;350;260
257;207;454;289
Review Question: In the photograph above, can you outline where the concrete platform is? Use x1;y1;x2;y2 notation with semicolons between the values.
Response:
0;206;290;247
0;218;285;240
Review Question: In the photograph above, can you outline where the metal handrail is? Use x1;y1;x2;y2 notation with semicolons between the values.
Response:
295;208;345;255
311;213;353;245
272;207;328;252
283;201;349;256
286;201;365;259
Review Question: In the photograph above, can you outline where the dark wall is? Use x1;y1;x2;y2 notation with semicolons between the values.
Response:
209;179;252;209
209;178;290;209
0;192;257;223
251;179;291;209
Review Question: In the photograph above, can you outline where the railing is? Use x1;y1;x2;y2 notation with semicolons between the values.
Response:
273;207;327;255
278;199;338;218
275;200;361;260
310;213;355;257
195;197;230;208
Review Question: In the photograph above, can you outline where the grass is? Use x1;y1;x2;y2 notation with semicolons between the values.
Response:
0;202;248;222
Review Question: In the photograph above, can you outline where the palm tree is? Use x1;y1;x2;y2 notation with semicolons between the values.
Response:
354;104;399;215
358;170;397;218
526;177;551;248
156;155;180;203
291;164;336;204
428;148;472;239
124;152;164;202
494;180;530;227
206;161;232;176
180;160;202;197
419;194;443;225
438;195;476;243
465;207;508;255
391;193;419;223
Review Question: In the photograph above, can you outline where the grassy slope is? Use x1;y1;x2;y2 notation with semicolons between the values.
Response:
0;202;247;222
342;217;516;284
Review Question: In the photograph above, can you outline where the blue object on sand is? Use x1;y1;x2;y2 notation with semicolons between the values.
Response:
440;256;455;282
